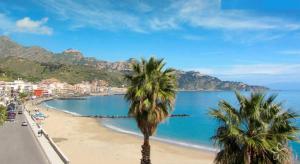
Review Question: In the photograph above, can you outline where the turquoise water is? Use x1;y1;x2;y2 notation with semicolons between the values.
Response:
44;91;300;156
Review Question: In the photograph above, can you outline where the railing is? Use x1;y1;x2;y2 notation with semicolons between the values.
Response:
42;130;70;164
25;100;70;164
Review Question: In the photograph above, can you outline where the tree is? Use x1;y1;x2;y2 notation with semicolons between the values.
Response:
210;92;299;164
210;92;298;164
0;105;7;125
19;92;28;103
125;57;177;164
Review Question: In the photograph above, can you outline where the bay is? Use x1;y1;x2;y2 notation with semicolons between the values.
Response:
43;91;300;157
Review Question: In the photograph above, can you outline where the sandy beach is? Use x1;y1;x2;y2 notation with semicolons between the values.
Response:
28;102;215;164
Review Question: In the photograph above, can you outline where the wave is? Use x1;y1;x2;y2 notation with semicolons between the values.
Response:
42;102;82;116
42;103;57;109
60;110;82;117
103;122;218;152
103;123;143;137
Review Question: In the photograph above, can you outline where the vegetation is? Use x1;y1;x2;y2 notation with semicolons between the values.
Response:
0;57;125;86
19;92;28;102
0;36;268;91
210;92;299;164
125;57;177;164
0;105;7;125
177;71;268;91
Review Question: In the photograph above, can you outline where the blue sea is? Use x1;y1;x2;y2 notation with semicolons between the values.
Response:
43;91;300;157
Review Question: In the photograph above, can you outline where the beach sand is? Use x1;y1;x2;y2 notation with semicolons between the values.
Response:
34;104;215;164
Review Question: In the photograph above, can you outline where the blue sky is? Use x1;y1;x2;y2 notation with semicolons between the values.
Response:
1;0;300;89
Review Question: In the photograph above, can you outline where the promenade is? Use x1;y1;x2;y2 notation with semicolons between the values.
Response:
24;102;67;164
0;112;49;164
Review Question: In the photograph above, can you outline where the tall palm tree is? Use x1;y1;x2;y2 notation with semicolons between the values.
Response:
210;92;299;164
0;105;7;125
125;57;177;164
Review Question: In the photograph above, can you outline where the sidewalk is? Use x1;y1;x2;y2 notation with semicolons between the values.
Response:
24;110;66;164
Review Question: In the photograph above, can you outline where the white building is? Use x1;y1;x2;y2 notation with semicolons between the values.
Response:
11;79;35;93
0;79;36;96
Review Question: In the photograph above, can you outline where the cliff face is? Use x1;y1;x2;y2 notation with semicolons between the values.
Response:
0;36;267;90
176;71;267;91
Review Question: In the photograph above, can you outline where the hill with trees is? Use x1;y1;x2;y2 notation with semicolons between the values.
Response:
0;36;267;91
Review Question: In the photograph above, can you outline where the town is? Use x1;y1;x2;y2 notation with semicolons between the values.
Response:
0;78;128;163
0;78;127;106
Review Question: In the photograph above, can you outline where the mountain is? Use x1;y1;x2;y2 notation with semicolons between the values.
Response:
0;36;267;90
0;36;131;71
0;36;54;62
176;71;266;91
0;56;125;86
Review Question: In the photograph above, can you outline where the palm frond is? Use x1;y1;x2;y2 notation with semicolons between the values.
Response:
210;91;299;164
125;57;177;136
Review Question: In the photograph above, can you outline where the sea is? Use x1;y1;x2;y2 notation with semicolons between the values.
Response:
43;91;300;157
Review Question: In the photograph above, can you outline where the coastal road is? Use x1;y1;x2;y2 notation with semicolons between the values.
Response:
0;112;49;164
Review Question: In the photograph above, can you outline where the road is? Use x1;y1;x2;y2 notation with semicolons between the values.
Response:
0;111;49;164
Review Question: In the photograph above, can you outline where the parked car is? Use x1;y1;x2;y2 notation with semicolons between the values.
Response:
21;121;28;126
18;111;23;114
7;112;16;121
7;103;15;112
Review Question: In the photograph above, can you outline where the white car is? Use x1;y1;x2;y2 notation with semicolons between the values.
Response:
21;121;28;126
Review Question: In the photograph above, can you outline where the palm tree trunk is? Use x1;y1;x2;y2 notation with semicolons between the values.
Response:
247;153;251;164
141;134;151;164
246;149;251;164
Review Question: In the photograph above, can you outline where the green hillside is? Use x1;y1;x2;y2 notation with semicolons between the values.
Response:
0;57;125;86
0;36;268;91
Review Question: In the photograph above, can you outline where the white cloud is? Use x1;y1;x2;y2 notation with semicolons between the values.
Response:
182;35;204;41
279;50;300;55
16;17;52;35
16;17;47;29
0;13;53;35
149;0;300;32
35;0;144;32
136;2;153;13
223;32;285;44
193;64;300;85
148;18;179;30
169;0;300;31
194;64;300;76
34;0;300;34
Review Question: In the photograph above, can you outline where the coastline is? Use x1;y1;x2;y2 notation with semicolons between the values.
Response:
101;122;218;152
33;100;216;164
42;100;217;152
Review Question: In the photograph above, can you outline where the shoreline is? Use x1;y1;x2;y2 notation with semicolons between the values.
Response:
34;100;215;164
101;122;218;152
42;101;218;153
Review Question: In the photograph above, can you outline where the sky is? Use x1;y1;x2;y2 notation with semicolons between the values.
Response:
1;0;300;89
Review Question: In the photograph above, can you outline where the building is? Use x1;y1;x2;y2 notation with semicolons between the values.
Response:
90;80;109;93
1;79;35;93
34;89;43;97
0;81;5;95
63;48;81;54
74;81;91;94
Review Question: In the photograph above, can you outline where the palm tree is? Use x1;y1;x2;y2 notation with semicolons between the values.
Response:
210;92;299;164
125;57;177;164
0;105;7;125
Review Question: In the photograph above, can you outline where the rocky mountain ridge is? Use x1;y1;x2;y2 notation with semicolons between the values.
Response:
0;36;267;91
